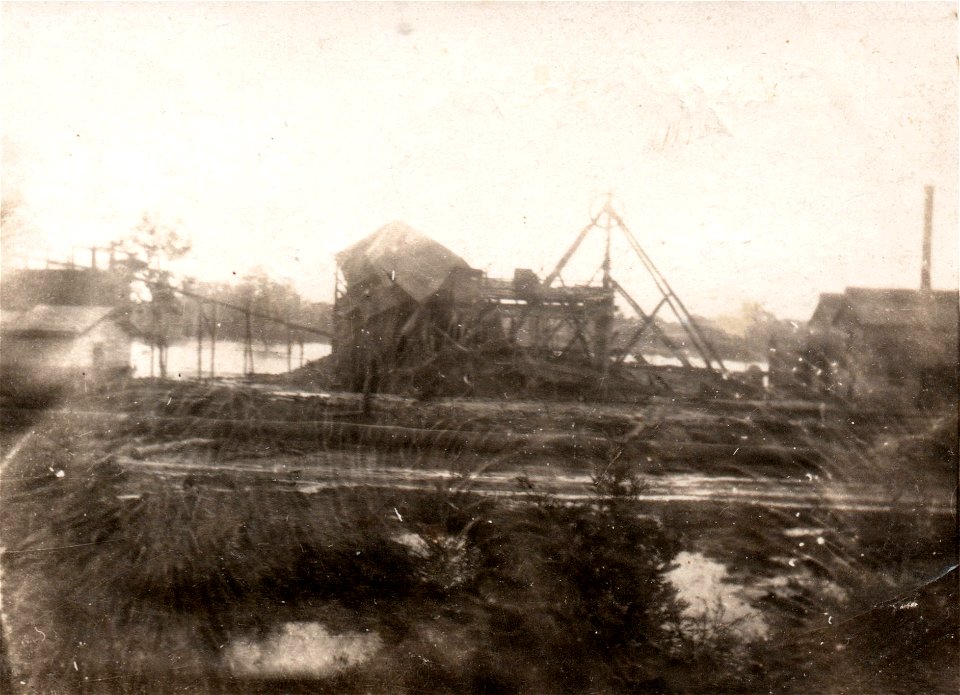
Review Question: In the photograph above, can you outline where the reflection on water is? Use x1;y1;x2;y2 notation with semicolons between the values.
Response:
626;354;767;372
224;622;382;677
129;341;761;379
130;339;331;378
667;551;769;642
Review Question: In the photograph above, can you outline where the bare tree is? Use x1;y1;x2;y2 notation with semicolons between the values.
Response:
112;215;191;378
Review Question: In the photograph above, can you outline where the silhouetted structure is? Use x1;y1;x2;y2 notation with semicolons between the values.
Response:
1;267;136;395
793;287;958;408
331;216;734;400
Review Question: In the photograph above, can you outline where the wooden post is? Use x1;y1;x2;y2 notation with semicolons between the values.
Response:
243;306;254;376
197;300;203;379
286;321;292;372
153;301;167;379
158;340;167;379
209;304;217;379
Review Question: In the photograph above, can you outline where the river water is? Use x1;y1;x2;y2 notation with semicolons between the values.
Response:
130;339;332;378
130;340;763;379
625;353;767;372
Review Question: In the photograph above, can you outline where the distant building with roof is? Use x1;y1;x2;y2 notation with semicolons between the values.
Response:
1;304;135;393
799;287;958;408
1;267;135;396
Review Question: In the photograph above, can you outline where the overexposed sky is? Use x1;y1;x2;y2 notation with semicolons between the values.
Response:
2;2;957;319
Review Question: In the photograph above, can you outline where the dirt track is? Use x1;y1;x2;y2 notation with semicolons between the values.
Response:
118;450;955;515
4;381;954;517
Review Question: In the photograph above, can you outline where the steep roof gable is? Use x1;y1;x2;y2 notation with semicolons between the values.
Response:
808;292;844;331
336;221;471;303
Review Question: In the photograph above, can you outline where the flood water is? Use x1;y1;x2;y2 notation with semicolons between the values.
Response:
224;622;382;678
130;339;331;378
626;353;767;372
666;551;770;642
129;341;761;379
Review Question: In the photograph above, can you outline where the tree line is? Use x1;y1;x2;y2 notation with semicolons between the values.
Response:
176;273;332;345
110;216;332;347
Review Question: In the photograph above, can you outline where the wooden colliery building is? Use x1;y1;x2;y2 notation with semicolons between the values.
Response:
331;209;733;400
801;287;958;408
332;221;621;397
332;221;482;394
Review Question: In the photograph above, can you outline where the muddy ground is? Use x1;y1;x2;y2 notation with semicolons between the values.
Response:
1;380;957;694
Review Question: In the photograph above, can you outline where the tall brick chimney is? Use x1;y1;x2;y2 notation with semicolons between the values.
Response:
921;186;933;293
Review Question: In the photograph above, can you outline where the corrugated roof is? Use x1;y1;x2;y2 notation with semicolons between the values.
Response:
2;305;117;335
336;221;471;303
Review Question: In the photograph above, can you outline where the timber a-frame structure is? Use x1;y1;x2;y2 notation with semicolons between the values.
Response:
536;199;728;376
332;204;730;399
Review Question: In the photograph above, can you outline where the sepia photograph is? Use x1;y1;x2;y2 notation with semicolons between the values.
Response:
1;2;957;693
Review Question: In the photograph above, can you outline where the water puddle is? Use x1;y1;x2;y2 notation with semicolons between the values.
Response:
223;622;382;678
393;531;481;589
783;527;828;538
667;551;769;642
264;390;333;399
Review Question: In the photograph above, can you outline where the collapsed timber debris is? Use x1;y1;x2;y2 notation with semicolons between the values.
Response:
330;203;753;401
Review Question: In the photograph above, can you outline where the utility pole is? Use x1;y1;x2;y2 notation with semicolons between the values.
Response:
286;317;293;372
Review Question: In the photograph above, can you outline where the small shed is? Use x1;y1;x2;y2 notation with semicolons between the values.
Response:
1;304;134;393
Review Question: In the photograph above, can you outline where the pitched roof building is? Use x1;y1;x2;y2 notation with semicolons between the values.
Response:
836;288;957;332
332;222;482;394
331;221;620;398
801;287;958;407
1;304;134;396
